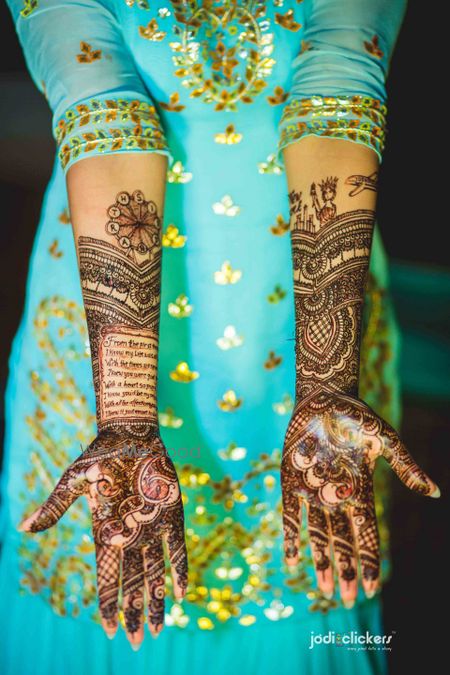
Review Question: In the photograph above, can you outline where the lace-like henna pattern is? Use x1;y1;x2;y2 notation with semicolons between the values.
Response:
22;429;187;635
281;176;439;603
20;191;188;645
289;180;373;399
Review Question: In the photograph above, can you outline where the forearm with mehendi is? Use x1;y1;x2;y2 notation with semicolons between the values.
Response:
67;153;168;438
283;137;379;403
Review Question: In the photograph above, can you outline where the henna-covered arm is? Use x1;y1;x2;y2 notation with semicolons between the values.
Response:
19;154;188;648
280;136;440;606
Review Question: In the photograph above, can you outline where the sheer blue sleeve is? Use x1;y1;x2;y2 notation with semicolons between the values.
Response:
6;0;170;173
278;0;407;162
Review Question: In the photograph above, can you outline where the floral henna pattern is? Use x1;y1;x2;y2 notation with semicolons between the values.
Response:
20;190;188;648
20;428;188;637
282;175;440;604
281;389;439;601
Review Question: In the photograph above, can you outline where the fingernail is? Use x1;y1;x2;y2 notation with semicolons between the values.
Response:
343;599;355;609
324;591;334;600
131;643;141;652
430;486;441;499
106;632;115;640
366;590;376;599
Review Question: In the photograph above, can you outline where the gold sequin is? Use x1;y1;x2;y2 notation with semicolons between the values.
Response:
169;361;199;383
214;124;243;145
76;42;102;64
214;261;242;285
162;224;187;248
167;160;192;183
270;214;290;236
212;195;240;217
216;325;243;351
168;294;193;318
139;19;167;42
217;389;242;412
275;9;301;31
160;92;185;112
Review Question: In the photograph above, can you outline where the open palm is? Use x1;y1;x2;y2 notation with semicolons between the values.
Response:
19;428;188;645
281;389;439;605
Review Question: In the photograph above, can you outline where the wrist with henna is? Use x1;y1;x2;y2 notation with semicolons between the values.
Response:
19;189;188;646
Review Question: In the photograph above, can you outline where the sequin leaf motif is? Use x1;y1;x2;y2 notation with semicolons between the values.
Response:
168;294;193;318
76;41;102;63
212;195;240;217
214;261;242;285
139;19;167;41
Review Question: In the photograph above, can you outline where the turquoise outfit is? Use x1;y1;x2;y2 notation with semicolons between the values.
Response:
2;1;406;673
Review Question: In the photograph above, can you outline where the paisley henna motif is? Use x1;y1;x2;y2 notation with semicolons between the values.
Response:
20;428;188;638
282;176;439;604
20;190;188;647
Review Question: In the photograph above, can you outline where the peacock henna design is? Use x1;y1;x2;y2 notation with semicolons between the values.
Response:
20;190;189;647
20;427;188;638
282;176;440;604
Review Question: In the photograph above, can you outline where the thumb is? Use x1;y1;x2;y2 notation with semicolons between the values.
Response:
18;460;86;532
382;435;440;498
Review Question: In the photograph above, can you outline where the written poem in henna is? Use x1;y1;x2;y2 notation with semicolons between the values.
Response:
98;326;158;422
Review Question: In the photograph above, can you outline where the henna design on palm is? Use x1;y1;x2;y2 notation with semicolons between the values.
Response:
283;177;440;605
281;389;439;603
20;428;188;639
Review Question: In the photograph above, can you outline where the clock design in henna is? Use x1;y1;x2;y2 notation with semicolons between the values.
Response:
106;190;161;262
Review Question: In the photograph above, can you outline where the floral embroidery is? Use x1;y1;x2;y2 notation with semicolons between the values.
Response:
273;394;294;416
168;0;276;111
214;124;243;145
269;214;290;236
159;407;184;429
139;19;167;41
76;41;102;64
167;160;193;183
267;284;287;303
216;325;244;350
162;224;187;248
218;442;247;461
264;351;282;370
168;294;193;318
267;85;289;106
258;153;284;175
169;361;199;382
217;390;242;412
364;35;384;59
279;95;387;160
19;0;38;18
124;0;150;9
160;92;186;112
212;195;240;216
214;261;242;285
274;9;301;31
48;240;63;259
58;209;71;225
54;98;168;170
